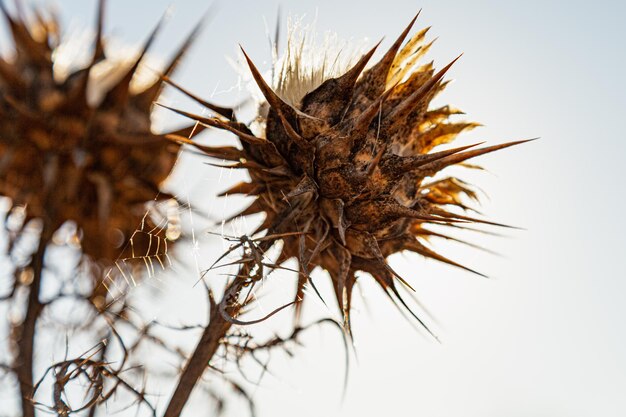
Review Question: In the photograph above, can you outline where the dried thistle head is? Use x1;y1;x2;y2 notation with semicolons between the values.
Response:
165;13;530;333
0;1;201;302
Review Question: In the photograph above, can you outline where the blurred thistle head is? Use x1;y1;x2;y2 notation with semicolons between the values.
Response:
0;0;203;304
164;11;532;334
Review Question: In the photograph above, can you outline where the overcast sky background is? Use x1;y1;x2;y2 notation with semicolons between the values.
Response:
4;0;626;416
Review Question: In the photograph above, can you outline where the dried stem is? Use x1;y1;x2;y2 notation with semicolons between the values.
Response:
163;281;241;417
15;219;52;417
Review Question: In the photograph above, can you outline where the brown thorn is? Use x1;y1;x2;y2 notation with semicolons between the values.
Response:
407;238;487;278
429;207;523;230
419;228;503;257
92;0;106;63
135;9;213;111
100;11;166;108
240;46;320;147
419;138;537;177
0;1;11;19
366;145;386;176
163;7;213;78
276;110;304;143
156;103;265;145
338;40;381;86
239;45;297;121
369;11;421;80
444;223;511;238
164;122;206;140
387;282;440;342
284;175;317;200
397;142;484;173
386;54;462;125
389;10;422;55
165;134;242;161
351;83;398;137
162;76;234;120
217;182;259;197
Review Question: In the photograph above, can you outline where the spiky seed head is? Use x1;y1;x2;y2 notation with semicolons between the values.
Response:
0;1;202;304
168;14;529;333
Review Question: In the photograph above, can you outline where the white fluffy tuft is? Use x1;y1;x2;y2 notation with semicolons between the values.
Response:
272;16;367;107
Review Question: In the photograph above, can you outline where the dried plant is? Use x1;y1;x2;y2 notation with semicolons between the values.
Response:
0;4;529;416
0;1;204;415
0;0;202;301
160;11;531;417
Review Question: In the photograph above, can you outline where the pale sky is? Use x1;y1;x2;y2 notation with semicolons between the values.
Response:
3;0;626;416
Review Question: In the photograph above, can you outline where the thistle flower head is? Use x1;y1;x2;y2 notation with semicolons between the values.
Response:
0;1;202;302
165;13;529;333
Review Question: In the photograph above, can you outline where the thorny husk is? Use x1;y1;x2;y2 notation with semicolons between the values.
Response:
0;0;204;415
0;0;200;304
165;12;531;337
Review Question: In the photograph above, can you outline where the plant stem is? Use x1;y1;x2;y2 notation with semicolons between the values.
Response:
162;281;241;417
15;222;51;417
